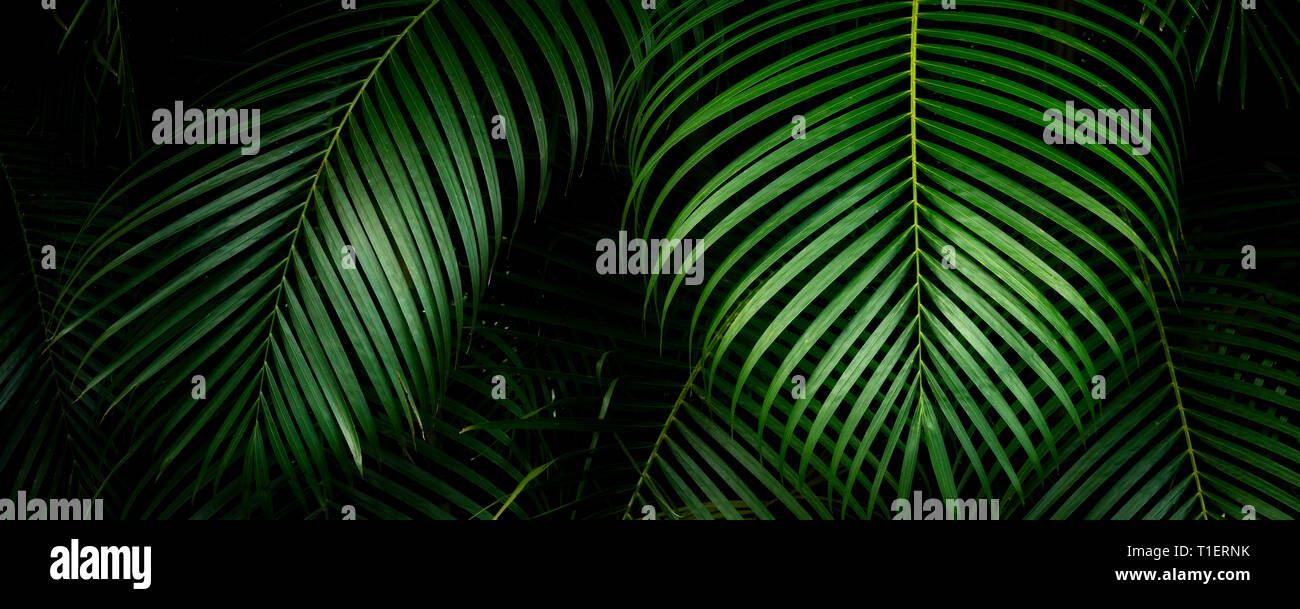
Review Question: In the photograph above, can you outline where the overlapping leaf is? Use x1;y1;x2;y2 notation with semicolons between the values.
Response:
57;0;631;517
0;117;121;502
1031;173;1300;519
618;0;1187;517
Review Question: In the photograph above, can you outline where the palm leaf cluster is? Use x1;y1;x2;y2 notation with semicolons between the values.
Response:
2;0;1297;519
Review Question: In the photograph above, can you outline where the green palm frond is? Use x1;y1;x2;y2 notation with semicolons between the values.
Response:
58;0;634;517
616;0;1189;518
1031;173;1300;519
0;116;121;500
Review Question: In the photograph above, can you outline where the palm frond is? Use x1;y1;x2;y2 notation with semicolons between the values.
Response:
0;116;120;501
1031;173;1300;519
60;0;631;517
617;0;1188;517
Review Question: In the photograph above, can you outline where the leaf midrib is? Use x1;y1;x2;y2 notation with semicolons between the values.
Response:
1140;252;1210;519
907;0;928;466
623;0;931;519
0;153;86;484
247;0;441;465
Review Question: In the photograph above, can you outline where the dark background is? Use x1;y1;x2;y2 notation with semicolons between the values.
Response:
5;1;1299;176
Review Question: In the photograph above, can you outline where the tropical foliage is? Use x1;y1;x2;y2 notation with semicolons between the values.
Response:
2;0;1298;519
